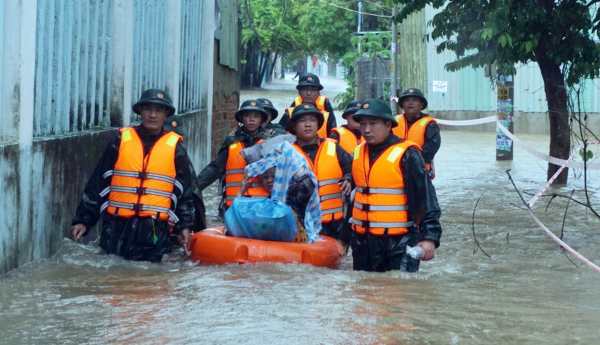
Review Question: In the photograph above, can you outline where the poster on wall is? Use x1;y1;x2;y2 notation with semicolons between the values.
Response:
432;81;447;92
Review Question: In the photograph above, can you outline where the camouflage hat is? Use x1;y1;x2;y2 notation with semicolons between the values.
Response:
296;73;324;91
256;98;279;121
235;100;268;123
352;99;398;128
163;114;184;136
132;88;176;116
398;87;428;110
286;103;324;133
341;100;363;119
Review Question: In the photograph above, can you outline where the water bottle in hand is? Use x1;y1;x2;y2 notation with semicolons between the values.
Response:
406;245;422;260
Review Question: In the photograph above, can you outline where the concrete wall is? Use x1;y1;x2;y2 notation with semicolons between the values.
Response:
0;0;218;274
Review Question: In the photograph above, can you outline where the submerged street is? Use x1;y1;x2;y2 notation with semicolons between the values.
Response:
2;75;600;344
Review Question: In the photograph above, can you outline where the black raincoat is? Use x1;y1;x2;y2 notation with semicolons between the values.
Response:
351;133;442;272
72;125;196;263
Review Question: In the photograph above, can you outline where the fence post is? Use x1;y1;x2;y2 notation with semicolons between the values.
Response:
110;0;134;127
165;0;181;110
496;76;514;160
1;0;36;145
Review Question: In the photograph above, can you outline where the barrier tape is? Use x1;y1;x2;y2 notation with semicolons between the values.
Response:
436;115;600;272
435;116;600;170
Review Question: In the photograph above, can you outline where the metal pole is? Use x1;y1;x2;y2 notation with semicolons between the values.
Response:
390;4;398;114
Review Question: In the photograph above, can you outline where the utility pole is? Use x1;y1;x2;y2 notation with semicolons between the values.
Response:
390;4;398;114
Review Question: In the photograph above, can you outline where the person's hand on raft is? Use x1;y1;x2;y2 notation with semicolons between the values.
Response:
178;228;191;250
71;223;87;242
339;179;352;195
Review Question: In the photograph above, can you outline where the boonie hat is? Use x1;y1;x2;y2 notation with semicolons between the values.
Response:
398;87;428;109
353;99;398;128
286;103;324;133
132;88;176;116
342;100;363;119
235;100;268;123
256;98;279;121
296;73;324;91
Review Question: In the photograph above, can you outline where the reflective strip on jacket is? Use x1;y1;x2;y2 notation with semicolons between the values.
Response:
330;126;364;155
293;139;344;223
224;140;269;206
287;96;330;138
350;141;420;236
393;114;437;178
103;127;182;222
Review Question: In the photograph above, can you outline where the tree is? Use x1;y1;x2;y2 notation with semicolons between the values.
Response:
395;0;600;183
239;0;300;88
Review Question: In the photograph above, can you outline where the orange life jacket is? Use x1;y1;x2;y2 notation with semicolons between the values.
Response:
293;139;344;223
224;140;270;207
101;127;182;222
286;96;330;138
393;114;437;179
350;141;420;236
330;126;364;155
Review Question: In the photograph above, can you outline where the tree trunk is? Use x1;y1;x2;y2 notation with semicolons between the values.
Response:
537;59;571;184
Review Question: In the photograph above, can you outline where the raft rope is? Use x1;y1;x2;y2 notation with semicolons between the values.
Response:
434;114;600;273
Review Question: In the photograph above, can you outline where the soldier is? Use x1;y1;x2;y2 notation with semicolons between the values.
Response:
329;100;365;155
196;100;273;214
393;88;441;179
70;89;195;262
279;73;337;138
257;98;286;135
287;103;352;246
350;99;442;272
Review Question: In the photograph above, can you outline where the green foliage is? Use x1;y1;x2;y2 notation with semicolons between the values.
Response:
579;148;594;161
394;0;600;86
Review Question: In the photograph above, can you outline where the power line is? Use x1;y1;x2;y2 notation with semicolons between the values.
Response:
316;0;392;18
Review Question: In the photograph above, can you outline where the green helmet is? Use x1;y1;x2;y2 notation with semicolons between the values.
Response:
163;115;184;136
398;87;428;109
296;73;324;91
132;88;176;116
286;103;324;133
235;100;268;123
341;100;363;119
256;98;278;121
352;99;398;128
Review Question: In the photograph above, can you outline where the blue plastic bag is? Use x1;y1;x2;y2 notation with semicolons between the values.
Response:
224;198;298;242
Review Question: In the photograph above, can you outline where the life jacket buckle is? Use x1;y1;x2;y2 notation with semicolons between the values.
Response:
135;187;147;195
138;171;148;179
132;203;142;211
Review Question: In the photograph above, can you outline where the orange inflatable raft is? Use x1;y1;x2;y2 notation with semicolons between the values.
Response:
189;227;344;269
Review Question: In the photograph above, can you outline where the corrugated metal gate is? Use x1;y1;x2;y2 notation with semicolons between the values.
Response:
178;0;205;114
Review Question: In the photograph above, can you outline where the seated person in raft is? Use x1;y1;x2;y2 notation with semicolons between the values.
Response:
225;141;322;243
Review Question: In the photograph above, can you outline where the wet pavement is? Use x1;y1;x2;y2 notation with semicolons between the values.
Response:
2;74;600;344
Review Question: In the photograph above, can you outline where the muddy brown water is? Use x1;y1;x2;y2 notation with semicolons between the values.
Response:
2;75;600;344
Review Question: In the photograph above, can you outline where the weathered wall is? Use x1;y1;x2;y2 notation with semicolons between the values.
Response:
0;130;115;273
211;38;241;158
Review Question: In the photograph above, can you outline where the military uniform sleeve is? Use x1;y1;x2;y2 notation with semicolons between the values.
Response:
172;143;195;233
71;134;121;231
329;130;340;141
336;144;353;181
401;146;442;247
196;145;228;191
421;121;441;163
278;108;291;131
325;99;337;133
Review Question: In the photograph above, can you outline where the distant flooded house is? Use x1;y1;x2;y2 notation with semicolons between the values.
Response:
0;0;242;274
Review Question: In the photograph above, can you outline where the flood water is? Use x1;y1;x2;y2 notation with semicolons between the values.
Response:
2;76;600;344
